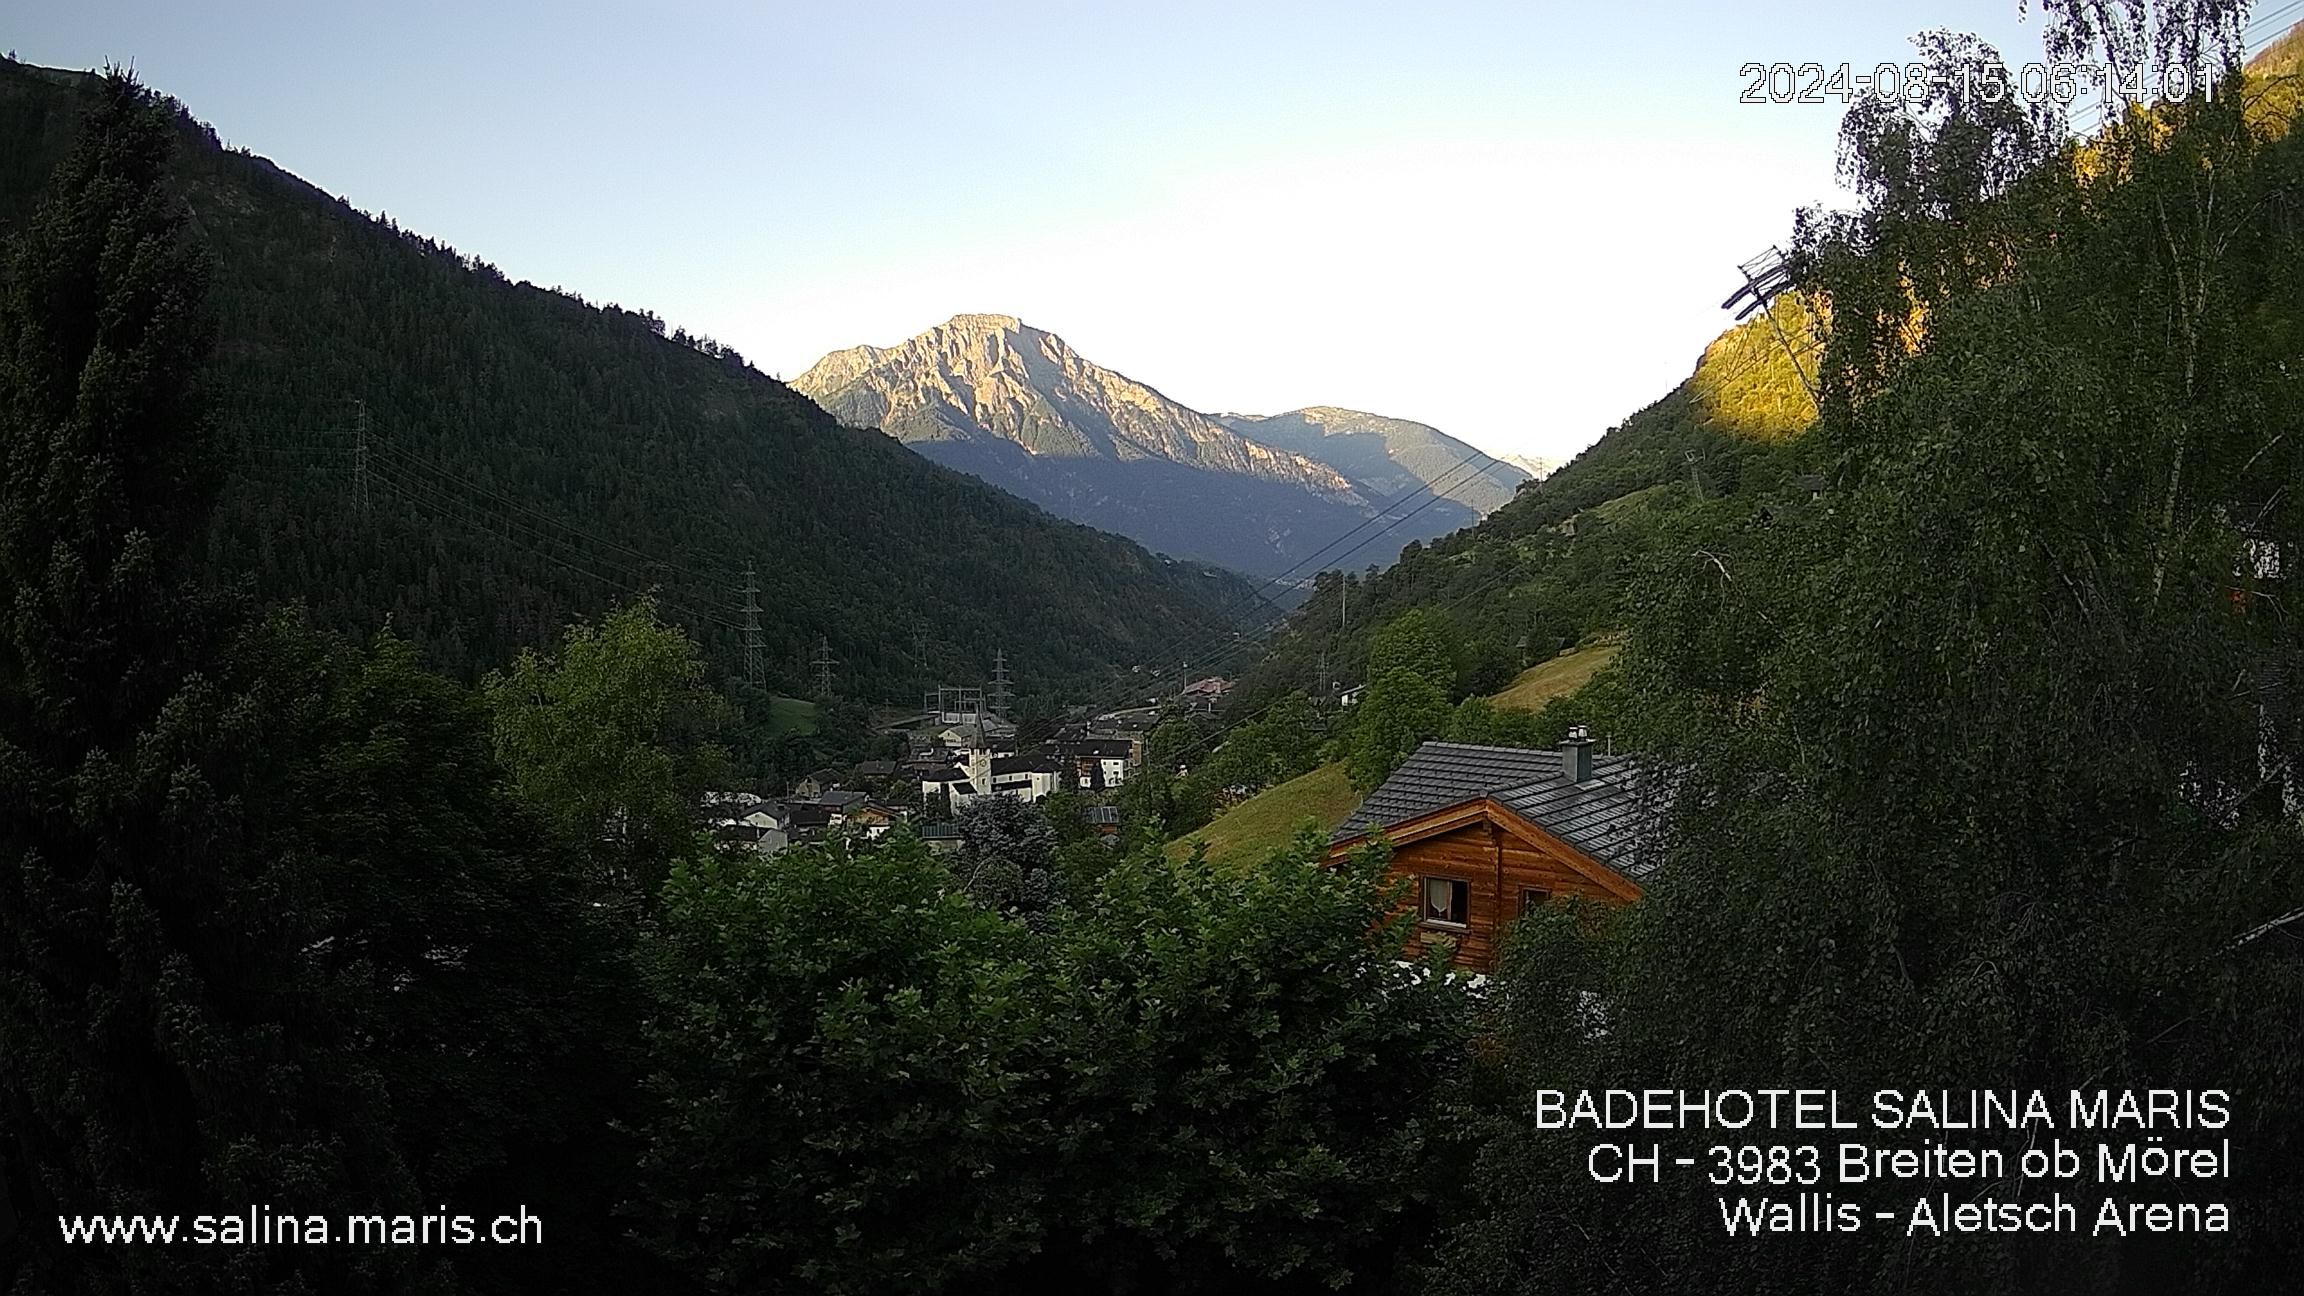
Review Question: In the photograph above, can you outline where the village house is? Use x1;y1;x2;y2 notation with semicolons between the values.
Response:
792;767;843;799
1090;705;1161;733
777;789;879;840
843;799;903;840
1326;729;1661;973
987;754;1063;803
919;763;975;815
1081;803;1122;843
937;716;1017;752
1180;676;1233;712
1054;736;1134;791
786;801;839;836
704;793;789;856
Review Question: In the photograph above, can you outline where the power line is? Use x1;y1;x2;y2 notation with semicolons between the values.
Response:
1064;447;1518;723
254;395;1514;720
2048;12;2302;137
364;458;742;633
245;406;769;640
367;437;739;585
352;398;371;516
1154;550;1554;777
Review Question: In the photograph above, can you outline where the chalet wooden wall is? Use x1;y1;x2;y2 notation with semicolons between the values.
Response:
1364;807;1639;973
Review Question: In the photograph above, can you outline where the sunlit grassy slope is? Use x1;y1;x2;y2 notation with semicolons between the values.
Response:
1164;761;1360;870
1488;641;1621;713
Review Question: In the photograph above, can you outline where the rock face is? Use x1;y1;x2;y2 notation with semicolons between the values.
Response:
795;315;1521;578
796;314;1357;494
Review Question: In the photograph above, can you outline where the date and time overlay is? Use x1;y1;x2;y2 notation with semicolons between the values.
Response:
1549;1088;2239;1238
1738;57;2220;110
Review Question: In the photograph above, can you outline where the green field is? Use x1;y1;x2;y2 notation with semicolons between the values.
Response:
766;695;819;738
1488;640;1619;714
1164;761;1360;870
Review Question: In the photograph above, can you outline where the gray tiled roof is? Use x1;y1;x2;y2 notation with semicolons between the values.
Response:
1333;743;1568;840
1333;741;1663;879
1493;761;1660;879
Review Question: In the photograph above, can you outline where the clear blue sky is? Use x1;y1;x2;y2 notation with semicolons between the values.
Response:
9;1;2195;461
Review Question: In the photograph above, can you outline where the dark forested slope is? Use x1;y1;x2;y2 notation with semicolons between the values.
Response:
0;61;1253;700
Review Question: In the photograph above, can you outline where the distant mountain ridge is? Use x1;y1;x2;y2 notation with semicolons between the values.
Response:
797;314;1358;495
1215;406;1531;516
1500;452;1559;481
796;315;1527;577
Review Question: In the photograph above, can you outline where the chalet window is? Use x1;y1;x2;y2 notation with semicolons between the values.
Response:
1420;876;1469;926
1519;887;1550;917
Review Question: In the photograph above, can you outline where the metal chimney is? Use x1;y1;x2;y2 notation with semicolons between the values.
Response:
1561;725;1594;784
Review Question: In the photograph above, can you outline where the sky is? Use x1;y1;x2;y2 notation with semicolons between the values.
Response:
7;0;2213;463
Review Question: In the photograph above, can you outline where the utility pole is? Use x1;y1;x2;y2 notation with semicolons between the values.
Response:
1516;634;1530;672
989;648;1013;717
352;398;371;516
812;636;837;698
738;565;765;692
1318;648;1330;703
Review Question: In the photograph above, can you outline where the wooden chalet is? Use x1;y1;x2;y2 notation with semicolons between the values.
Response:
1326;730;1660;972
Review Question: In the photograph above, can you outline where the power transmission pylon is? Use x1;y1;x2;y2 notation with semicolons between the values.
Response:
738;565;765;692
812;636;837;698
989;648;1013;716
1722;245;1820;411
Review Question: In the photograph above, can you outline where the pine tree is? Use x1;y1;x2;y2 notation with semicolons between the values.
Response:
0;71;360;1295
0;74;661;1295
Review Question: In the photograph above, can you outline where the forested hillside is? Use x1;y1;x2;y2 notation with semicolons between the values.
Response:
0;61;1255;704
1232;290;1820;708
1239;23;2304;718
